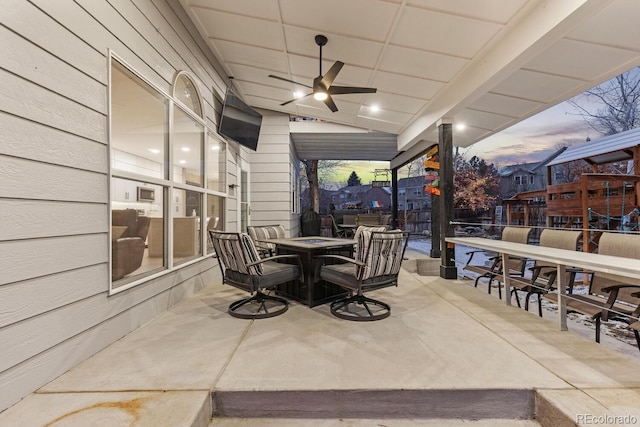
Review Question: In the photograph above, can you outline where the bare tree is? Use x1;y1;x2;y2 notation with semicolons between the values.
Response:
568;68;640;135
301;159;345;212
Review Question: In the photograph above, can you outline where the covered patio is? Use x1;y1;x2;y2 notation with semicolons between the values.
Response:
1;246;639;425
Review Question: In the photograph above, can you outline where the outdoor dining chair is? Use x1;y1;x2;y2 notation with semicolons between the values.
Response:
209;231;301;319
317;229;409;321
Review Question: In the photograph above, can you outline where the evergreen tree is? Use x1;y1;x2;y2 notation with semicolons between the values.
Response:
347;171;362;187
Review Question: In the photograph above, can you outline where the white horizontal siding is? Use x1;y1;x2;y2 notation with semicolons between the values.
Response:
0;69;106;142
0;25;105;112
0;200;107;240
3;0;107;83
250;112;296;229
0;265;108;327
0;0;233;412
0;234;108;286
0;112;107;173
0;157;107;202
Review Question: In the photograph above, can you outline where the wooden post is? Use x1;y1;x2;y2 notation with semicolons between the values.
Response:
391;168;399;229
439;120;457;279
581;175;589;252
431;194;440;258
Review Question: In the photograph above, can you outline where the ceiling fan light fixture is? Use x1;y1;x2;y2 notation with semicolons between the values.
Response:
313;91;328;101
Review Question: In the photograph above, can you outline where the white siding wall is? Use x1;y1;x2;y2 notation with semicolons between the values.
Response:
250;111;300;237
0;0;234;411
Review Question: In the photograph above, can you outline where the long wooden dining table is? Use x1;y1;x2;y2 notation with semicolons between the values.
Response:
446;236;640;331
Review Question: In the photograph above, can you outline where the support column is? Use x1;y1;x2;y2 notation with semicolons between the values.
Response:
430;194;440;258
439;120;457;279
391;168;399;229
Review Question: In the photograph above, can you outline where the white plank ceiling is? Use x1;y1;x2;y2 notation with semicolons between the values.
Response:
179;0;640;162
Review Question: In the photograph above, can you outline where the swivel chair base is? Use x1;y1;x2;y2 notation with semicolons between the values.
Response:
330;294;390;321
228;291;288;319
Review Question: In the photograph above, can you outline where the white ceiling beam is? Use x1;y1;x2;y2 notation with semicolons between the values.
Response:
396;0;613;152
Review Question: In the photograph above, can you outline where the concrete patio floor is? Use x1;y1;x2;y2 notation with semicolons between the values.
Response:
1;248;639;426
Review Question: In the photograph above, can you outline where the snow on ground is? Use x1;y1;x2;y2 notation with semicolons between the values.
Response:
407;235;640;360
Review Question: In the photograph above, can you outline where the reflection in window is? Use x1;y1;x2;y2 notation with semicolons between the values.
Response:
111;178;166;286
110;56;226;292
206;194;225;254
172;188;202;264
110;61;168;179
173;72;203;118
207;132;226;193
173;106;203;187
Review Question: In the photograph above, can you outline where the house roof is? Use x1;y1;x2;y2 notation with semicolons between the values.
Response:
501;146;568;176
180;0;640;163
500;163;538;177
547;127;640;166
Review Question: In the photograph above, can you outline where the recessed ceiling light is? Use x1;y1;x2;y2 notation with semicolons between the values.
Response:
294;91;304;99
370;105;380;112
148;148;160;154
181;147;190;152
179;160;186;164
456;123;466;131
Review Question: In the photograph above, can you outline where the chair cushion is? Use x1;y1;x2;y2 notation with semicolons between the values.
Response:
112;225;128;240
251;261;300;290
357;230;405;280
319;263;360;291
240;233;263;275
247;225;285;252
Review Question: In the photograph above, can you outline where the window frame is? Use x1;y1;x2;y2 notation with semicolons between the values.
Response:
108;51;227;295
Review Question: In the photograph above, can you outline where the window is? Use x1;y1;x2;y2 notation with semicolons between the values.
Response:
291;163;300;214
173;72;203;118
530;175;534;184
109;54;226;292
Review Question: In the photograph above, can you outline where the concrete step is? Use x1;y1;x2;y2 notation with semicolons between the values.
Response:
210;418;540;426
211;388;535;419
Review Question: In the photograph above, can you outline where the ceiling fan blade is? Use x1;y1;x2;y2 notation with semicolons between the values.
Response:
319;61;344;89
268;74;312;89
329;85;377;95
323;95;338;112
280;92;312;106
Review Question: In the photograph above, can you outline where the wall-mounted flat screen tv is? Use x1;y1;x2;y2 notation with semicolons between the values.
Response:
218;88;262;151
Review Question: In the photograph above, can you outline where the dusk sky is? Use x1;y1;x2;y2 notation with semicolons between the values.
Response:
328;97;596;185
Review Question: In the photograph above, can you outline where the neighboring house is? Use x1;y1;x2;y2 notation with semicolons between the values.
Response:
330;185;370;210
362;186;393;210
499;147;567;199
328;184;393;211
397;176;431;211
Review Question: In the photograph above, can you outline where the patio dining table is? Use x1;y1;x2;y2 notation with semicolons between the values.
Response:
262;236;356;307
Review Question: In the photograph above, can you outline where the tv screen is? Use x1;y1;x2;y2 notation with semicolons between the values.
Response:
218;89;262;151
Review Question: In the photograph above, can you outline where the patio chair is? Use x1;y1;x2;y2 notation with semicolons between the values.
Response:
247;224;285;257
317;230;409;321
629;316;640;352
463;226;532;299
329;214;346;238
553;232;640;343
209;231;301;319
508;229;581;316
